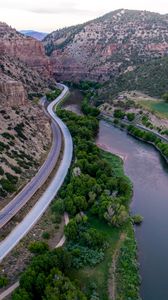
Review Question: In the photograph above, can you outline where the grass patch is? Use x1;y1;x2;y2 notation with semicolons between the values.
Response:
138;100;168;119
100;150;124;177
70;215;121;300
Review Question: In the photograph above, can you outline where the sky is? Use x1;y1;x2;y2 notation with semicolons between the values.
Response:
0;0;168;33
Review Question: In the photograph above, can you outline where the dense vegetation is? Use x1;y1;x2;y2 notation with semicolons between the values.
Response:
56;109;131;227
46;88;61;102
116;225;140;300
127;125;168;160
12;86;140;299
12;248;87;300
100;57;168;99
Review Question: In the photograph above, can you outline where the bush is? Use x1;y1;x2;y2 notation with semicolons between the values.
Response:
127;112;135;122
67;243;104;268
0;166;4;175
5;173;18;184
28;241;49;254
132;214;143;225
114;109;125;119
162;92;168;103
0;275;8;288
11;165;22;174
42;232;50;240
0;178;16;193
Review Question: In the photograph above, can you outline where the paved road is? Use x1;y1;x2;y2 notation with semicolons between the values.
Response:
0;102;62;229
0;84;73;262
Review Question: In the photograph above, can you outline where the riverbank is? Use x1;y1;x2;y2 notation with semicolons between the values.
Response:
101;114;168;164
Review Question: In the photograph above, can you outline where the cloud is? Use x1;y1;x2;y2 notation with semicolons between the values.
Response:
0;0;101;16
27;1;96;15
28;7;93;15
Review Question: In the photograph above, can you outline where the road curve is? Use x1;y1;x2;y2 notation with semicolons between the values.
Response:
0;84;73;262
0;105;62;229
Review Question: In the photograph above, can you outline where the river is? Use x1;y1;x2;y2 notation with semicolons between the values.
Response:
97;120;168;300
64;90;168;299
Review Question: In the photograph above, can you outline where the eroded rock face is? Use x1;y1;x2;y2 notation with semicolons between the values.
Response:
0;74;27;107
0;22;51;77
0;22;56;104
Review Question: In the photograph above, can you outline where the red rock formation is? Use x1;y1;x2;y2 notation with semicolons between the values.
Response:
0;74;27;107
0;22;51;77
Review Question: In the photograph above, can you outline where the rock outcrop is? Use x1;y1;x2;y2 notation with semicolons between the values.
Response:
0;22;51;77
0;74;26;107
0;22;56;105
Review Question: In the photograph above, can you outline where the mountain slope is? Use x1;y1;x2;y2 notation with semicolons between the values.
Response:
0;22;52;204
0;22;51;77
43;9;168;82
98;56;168;99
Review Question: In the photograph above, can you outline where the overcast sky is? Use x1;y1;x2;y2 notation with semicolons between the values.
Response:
0;0;168;33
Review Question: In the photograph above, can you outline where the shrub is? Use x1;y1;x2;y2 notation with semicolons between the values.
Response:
28;241;49;254
114;109;125;119
42;232;50;240
5;173;18;184
0;178;16;193
0;166;4;175
0;275;8;288
127;112;135;122
132;214;143;225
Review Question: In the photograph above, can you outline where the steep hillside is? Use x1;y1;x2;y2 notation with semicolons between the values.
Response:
98;56;168;100
0;22;53;205
20;30;48;41
0;22;51;77
0;54;54;101
0;103;51;207
43;9;168;82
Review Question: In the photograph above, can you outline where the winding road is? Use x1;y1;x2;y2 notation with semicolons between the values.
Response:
0;100;62;229
0;84;73;262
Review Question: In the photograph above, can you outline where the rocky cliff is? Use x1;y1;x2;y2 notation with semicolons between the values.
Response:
0;74;26;106
0;23;52;203
43;9;168;82
0;22;56;105
0;22;51;77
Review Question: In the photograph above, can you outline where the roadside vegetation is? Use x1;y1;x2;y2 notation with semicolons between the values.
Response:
12;83;141;300
46;88;61;102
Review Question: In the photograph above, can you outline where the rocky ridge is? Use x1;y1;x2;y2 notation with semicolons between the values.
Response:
43;9;168;82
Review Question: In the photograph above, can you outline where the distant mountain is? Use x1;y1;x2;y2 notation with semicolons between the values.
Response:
43;9;168;84
20;30;48;41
